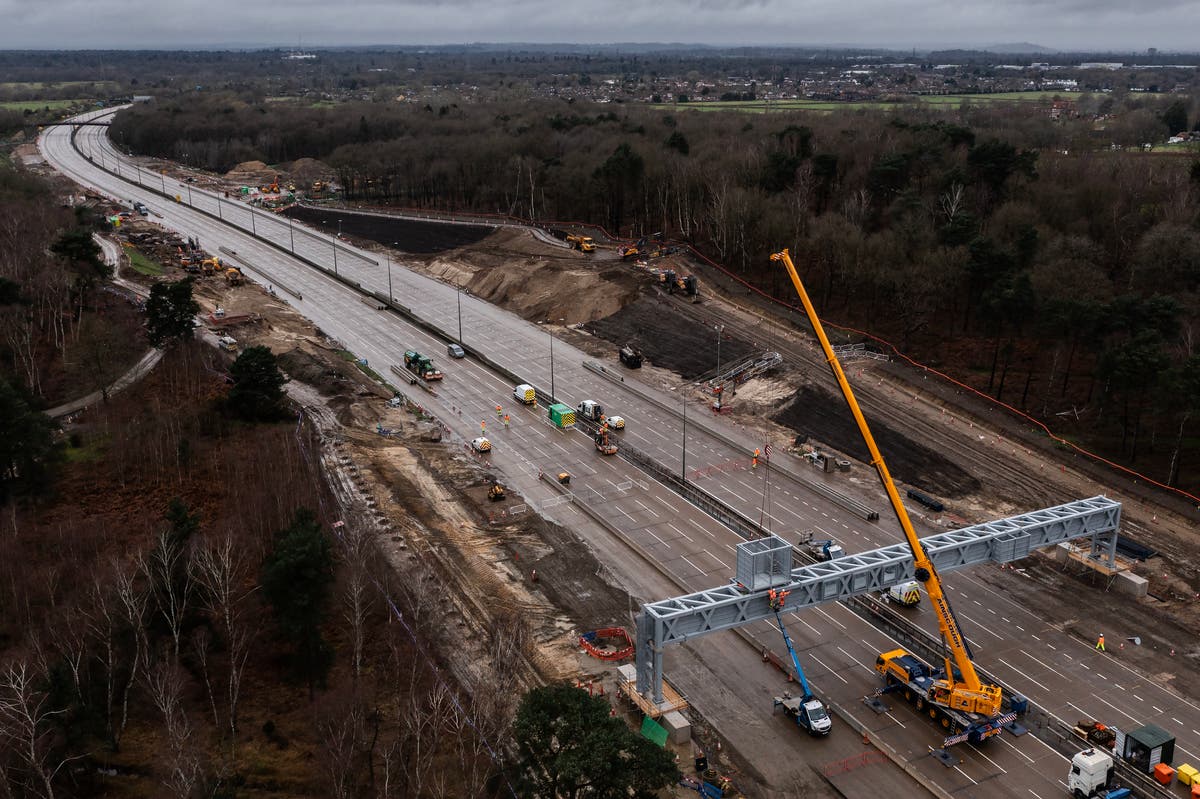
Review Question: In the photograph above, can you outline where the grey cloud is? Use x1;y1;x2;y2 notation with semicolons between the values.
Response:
0;0;1196;50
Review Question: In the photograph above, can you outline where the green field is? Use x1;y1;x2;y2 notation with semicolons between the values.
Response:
0;81;117;91
652;91;1088;114
0;98;86;112
125;249;164;277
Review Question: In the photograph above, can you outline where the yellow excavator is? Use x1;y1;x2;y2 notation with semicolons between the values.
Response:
224;266;245;286
200;257;222;276
772;249;1007;745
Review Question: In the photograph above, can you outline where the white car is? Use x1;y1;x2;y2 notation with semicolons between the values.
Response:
606;415;626;430
471;437;491;453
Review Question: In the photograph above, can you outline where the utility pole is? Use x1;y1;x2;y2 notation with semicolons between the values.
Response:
457;285;463;344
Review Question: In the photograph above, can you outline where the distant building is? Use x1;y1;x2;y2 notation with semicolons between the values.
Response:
1079;62;1124;70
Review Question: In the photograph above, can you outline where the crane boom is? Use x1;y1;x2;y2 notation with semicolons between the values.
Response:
771;249;1002;718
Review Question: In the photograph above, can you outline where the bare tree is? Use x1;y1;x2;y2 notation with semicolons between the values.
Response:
317;694;366;799
142;531;193;663
194;534;255;748
0;660;81;799
340;521;375;684
144;659;202;799
112;559;149;748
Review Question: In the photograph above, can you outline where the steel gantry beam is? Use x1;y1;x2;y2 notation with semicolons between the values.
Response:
635;495;1121;702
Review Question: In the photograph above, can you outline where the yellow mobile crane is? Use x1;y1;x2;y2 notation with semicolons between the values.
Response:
772;249;1010;746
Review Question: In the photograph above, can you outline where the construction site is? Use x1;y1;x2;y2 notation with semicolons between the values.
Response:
34;124;1200;799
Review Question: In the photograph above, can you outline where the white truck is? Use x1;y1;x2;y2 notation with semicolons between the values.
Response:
577;400;624;429
1068;749;1130;799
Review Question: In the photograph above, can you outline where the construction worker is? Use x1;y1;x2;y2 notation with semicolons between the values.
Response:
752;448;761;469
503;414;510;429
480;420;486;434
1096;633;1105;651
495;404;503;418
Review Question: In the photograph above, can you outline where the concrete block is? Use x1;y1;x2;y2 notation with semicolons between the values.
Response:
1055;543;1073;564
617;664;637;683
1115;571;1149;598
661;710;691;744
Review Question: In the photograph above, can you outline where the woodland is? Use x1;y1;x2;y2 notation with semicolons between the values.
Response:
110;93;1200;493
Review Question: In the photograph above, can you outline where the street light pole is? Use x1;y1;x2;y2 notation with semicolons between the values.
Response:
716;323;724;378
682;391;688;479
386;248;393;301
457;285;463;344
548;317;564;401
288;217;295;253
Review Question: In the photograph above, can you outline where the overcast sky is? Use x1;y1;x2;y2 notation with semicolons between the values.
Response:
3;0;1197;52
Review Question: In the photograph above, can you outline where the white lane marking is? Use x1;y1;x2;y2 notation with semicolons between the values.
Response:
837;646;874;673
702;549;730;569
954;765;978;784
1089;694;1141;724
1023;651;1069;680
665;522;692;543
635;499;659;518
994;733;1036;764
998;658;1047;691
974;748;1007;774
813;606;846;630
809;654;848;684
680;556;705;574
1028;789;1046;799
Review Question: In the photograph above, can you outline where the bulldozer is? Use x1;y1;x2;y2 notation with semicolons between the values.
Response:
224;267;245;286
487;483;506;502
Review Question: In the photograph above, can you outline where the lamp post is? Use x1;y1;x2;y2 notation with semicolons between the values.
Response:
386;244;395;301
288;217;295;253
457;284;463;344
325;220;338;275
715;323;725;379
682;390;688;479
548;317;564;401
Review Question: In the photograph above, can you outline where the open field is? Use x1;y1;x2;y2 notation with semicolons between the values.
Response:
125;247;164;276
0;98;87;112
652;90;1090;113
0;80;116;91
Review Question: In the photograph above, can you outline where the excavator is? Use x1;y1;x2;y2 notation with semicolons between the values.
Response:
771;249;1008;746
487;482;506;502
200;257;222;276
224;266;245;286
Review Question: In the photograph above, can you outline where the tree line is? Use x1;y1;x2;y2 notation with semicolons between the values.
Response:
112;94;1200;491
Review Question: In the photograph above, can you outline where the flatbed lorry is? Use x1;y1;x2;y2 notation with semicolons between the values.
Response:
875;649;1014;745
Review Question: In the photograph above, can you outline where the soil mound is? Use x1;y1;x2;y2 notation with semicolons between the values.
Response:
584;297;757;379
224;160;275;186
286;157;334;185
773;385;981;498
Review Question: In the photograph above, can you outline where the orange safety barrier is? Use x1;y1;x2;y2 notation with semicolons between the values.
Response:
579;627;635;662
